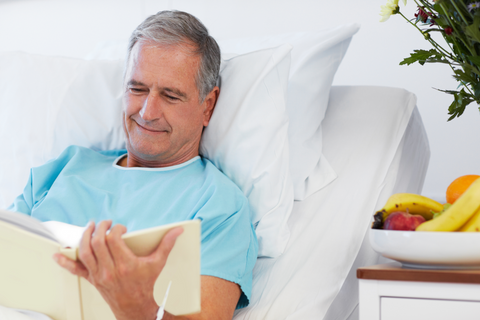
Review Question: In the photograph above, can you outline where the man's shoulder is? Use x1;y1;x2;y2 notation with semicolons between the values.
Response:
201;158;244;195
197;158;249;212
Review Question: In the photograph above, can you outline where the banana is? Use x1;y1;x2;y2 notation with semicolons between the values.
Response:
375;193;443;222
416;178;480;232
459;207;480;232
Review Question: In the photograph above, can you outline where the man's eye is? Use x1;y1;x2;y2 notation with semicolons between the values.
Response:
129;88;144;93
166;95;179;101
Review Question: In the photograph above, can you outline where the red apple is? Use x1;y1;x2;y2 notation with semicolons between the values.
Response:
384;211;425;231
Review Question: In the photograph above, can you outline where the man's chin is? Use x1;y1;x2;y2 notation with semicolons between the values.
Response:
125;143;170;162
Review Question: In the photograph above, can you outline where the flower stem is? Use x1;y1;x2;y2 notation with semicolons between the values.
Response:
399;12;455;60
457;0;475;19
448;0;469;24
439;3;476;57
398;11;476;98
415;0;433;11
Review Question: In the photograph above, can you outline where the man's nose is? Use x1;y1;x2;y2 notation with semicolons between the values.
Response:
139;93;163;121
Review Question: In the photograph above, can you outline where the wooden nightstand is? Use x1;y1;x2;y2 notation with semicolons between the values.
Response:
357;262;480;320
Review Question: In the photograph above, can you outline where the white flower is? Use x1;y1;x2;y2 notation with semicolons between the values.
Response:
468;2;480;12
380;0;407;22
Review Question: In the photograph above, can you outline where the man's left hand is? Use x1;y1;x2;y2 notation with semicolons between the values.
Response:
53;220;183;320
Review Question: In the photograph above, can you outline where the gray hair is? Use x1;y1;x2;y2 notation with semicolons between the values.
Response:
126;10;221;103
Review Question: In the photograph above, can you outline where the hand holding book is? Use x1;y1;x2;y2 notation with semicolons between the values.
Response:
53;220;184;320
0;209;201;320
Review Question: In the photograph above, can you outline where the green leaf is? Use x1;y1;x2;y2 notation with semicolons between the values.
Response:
461;66;480;80
400;49;442;66
465;17;480;43
473;82;480;100
437;88;474;120
466;55;480;66
434;16;449;28
437;88;460;95
446;89;474;121
426;57;450;64
452;69;477;84
433;0;449;13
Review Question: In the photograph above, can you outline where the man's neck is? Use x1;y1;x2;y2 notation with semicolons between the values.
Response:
118;151;199;168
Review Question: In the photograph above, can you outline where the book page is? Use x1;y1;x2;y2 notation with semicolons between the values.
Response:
42;221;86;248
0;306;53;320
0;220;69;320
0;209;58;243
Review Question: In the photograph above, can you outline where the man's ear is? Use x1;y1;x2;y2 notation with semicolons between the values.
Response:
202;86;220;127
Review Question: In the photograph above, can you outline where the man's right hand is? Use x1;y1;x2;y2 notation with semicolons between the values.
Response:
53;220;183;320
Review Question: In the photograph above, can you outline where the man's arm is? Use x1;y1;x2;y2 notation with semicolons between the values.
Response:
54;221;241;320
163;276;241;320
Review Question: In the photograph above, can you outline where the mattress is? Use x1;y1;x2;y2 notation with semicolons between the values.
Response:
233;86;429;320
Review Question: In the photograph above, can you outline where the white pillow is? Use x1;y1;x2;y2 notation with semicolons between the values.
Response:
0;52;125;209
217;24;360;200
200;45;293;258
85;25;360;200
0;47;294;258
50;60;126;156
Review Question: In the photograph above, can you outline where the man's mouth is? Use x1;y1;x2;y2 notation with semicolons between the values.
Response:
135;121;168;133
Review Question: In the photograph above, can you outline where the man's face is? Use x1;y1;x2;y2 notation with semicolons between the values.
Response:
123;41;217;165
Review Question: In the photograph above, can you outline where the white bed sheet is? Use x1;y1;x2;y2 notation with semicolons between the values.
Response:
0;85;427;320
325;106;429;320
233;86;429;320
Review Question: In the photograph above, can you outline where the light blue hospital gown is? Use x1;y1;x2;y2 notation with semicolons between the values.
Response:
9;145;258;308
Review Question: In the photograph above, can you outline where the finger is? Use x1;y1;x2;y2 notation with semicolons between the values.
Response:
105;224;131;266
78;221;98;273
151;227;184;267
53;253;89;279
90;220;115;271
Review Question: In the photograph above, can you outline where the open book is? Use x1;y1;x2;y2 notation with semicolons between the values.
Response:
0;209;200;320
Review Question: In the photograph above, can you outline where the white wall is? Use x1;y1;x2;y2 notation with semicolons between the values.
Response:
1;0;479;202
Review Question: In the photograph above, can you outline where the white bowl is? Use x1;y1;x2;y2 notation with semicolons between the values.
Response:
370;229;480;269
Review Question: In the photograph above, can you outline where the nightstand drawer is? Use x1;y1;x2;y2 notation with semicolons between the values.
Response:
381;297;480;320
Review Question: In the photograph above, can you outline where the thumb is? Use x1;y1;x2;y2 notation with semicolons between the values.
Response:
152;227;184;266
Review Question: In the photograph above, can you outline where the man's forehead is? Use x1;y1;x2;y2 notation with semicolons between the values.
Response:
128;41;198;74
130;40;199;66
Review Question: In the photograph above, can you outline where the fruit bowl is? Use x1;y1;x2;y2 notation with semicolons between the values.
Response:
370;229;480;269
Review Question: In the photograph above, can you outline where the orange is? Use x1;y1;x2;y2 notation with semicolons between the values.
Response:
446;174;480;204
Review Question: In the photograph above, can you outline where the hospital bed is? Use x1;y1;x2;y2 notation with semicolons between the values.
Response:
0;1;430;319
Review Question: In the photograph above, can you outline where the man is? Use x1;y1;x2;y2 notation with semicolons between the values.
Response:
9;10;257;320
